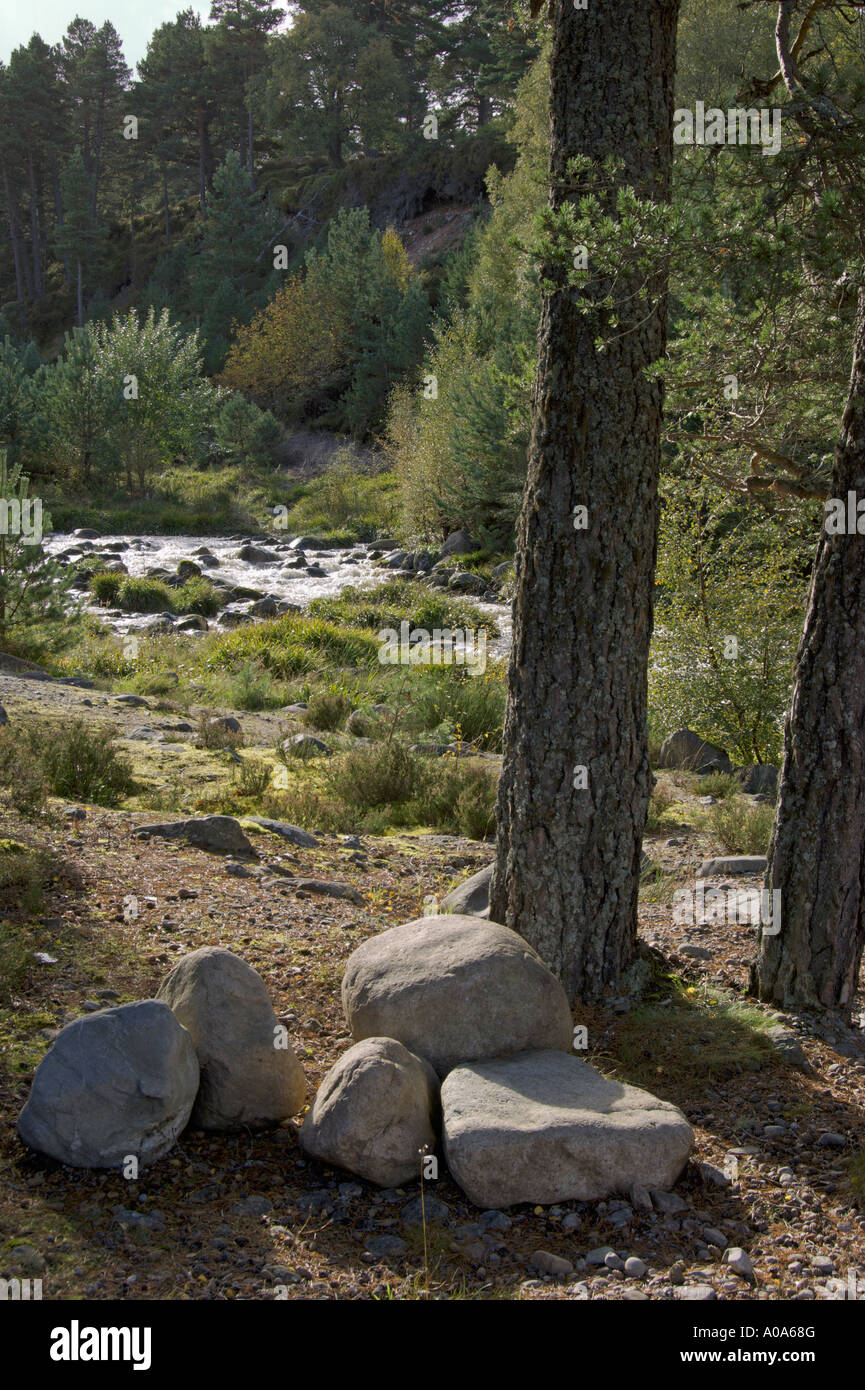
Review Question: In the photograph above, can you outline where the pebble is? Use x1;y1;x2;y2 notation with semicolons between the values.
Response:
624;1257;647;1279
724;1248;754;1279
586;1245;616;1266
651;1191;689;1215
230;1196;273;1217
531;1250;574;1278
675;1284;717;1300
365;1235;407;1258
703;1228;728;1250
604;1251;625;1271
816;1132;846;1149
400;1195;450;1227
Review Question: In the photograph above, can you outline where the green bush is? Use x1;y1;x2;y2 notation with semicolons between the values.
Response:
303;689;352;732
176;577;221;617
0;717;133;808
707;797;775;855
89;571;123;606
117;577;175;613
204;613;379;679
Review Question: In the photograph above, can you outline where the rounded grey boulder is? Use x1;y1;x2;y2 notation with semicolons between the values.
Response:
300;1037;440;1187
342;915;573;1076
17;1000;199;1170
157;946;306;1129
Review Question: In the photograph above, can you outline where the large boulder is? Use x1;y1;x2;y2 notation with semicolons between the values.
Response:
17;1001;199;1170
657;729;732;774
440;529;476;557
440;863;493;916
442;1050;693;1208
133;815;254;856
156;947;305;1130
342;915;573;1076
300;1037;439;1187
737;764;779;796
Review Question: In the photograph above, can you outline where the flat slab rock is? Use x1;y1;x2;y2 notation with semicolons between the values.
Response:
133;815;254;856
442;1049;693;1209
697;856;768;877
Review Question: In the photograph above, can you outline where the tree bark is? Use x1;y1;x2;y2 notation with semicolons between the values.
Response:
1;159;28;317
752;292;865;1012
489;0;680;1004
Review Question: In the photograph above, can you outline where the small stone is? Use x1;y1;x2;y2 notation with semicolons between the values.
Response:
698;1161;731;1189
669;1261;686;1285
230;1195;273;1217
651;1190;689;1215
365;1234;407;1258
401;1195;450;1228
724;1248;754;1279
622;1289;649;1301
703;1227;728;1250
587;1245;616;1266
811;1256;834;1275
675;1284;716;1301
630;1182;653;1211
530;1250;574;1278
816;1132;846;1149
604;1251;624;1271
624;1256;647;1278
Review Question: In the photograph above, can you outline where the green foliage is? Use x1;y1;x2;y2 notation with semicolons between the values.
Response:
89;571;123;605
90;308;214;495
214;392;281;464
279;453;397;539
115;577;174;613
0;450;71;636
203;612;380;679
707;797;776;856
302;689;352;732
649;488;808;764
307;579;496;638
0;716;133;809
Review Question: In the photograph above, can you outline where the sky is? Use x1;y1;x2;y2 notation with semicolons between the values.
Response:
1;1;216;71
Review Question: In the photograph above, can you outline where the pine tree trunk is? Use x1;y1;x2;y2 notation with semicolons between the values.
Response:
751;292;865;1013
27;151;42;299
489;0;679;1004
1;159;27;318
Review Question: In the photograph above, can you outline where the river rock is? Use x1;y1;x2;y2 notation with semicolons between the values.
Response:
658;729;732;774
157;947;305;1129
299;1037;439;1186
441;1050;693;1208
17;1001;199;1169
177;560;201;580
237;543;279;565
341;915;573;1076
133;815;254;856
440;863;493;916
